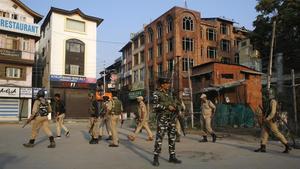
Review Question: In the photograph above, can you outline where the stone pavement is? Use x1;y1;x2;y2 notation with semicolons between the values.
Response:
0;121;299;169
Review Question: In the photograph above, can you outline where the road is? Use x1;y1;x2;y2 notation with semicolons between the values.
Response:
0;121;299;169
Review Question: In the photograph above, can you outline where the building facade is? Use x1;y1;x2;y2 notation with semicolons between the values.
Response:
238;38;261;72
37;7;102;118
0;0;42;121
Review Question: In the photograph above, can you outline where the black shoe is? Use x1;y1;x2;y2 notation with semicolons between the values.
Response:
23;139;35;148
48;142;56;148
169;154;182;164
89;138;98;144
106;136;112;140
212;133;217;143
254;144;266;152
152;155;159;166
199;136;208;142
65;131;70;137
108;144;119;147
282;144;291;153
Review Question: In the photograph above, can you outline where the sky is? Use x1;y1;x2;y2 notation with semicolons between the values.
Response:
21;0;258;77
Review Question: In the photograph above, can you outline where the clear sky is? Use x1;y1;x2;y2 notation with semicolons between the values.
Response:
21;0;258;77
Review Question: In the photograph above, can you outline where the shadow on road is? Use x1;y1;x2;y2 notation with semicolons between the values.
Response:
0;153;26;169
80;130;91;141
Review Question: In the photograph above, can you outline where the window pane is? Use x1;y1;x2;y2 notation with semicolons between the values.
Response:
66;19;85;32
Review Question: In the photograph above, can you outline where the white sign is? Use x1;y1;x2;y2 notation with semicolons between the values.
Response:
0;87;20;98
20;88;32;98
0;17;40;37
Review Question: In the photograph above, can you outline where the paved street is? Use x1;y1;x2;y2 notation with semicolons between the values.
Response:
0;121;299;169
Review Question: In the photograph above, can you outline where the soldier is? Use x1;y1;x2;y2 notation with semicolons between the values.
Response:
254;88;291;153
128;96;153;141
152;77;181;167
23;90;56;148
107;92;124;147
199;94;217;143
54;93;70;139
88;92;100;144
98;96;112;140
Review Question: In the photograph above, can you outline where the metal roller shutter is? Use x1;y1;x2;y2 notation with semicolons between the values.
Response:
0;99;19;121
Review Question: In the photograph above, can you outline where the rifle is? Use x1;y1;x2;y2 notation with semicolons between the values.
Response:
22;114;37;128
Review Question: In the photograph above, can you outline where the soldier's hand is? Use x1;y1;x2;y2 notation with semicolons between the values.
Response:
168;105;176;112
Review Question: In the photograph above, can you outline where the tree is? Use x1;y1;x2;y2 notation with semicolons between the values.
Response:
250;0;300;73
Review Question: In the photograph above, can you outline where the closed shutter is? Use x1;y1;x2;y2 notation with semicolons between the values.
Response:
0;99;19;121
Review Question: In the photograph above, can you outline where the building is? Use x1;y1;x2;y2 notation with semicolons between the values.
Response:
143;7;247;96
191;62;263;112
238;38;261;72
0;0;42;121
36;7;103;118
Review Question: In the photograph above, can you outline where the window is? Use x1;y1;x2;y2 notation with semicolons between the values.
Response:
157;23;163;39
167;59;174;73
6;67;21;78
182;58;193;71
206;28;216;41
0;11;10;18
133;70;138;82
221;39;230;52
149;66;153;79
200;45;203;57
234;53;239;64
221;57;231;64
140;68;144;81
182;37;194;51
23;38;30;52
220;23;228;35
65;39;85;75
167;38;173;52
11;13;18;20
134;54;139;66
167;16;173;33
140;51;144;63
66;18;85;32
158;43;163;57
6;35;19;50
148;28;153;43
140;34;145;45
158;64;163;76
134;39;138;49
207;47;217;59
148;48;153;60
241;41;247;47
183;16;194;31
221;74;233;79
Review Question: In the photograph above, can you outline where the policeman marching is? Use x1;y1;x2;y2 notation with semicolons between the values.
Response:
23;90;56;148
254;88;291;153
152;77;182;167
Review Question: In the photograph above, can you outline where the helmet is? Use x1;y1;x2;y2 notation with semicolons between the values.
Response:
37;90;45;98
158;77;170;85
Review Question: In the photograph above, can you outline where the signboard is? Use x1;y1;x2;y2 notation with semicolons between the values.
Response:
0;87;20;98
20;88;32;98
50;75;96;83
0;17;40;37
0;48;21;58
128;90;144;100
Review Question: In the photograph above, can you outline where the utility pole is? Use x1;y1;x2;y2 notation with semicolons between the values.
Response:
187;55;194;128
103;62;106;93
291;69;298;134
267;20;276;91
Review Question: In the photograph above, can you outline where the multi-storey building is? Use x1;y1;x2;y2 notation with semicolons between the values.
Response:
238;38;261;72
0;0;42;121
37;7;102;118
143;6;247;97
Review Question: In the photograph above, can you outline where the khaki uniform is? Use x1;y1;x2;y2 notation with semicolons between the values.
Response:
56;114;69;136
130;101;153;139
175;99;185;136
89;99;100;140
107;97;123;145
99;101;112;137
261;99;288;145
30;99;53;139
201;99;216;136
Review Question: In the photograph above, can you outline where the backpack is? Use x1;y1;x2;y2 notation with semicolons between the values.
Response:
38;100;49;116
111;99;122;115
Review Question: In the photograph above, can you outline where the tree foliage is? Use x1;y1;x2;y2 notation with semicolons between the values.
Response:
250;0;300;73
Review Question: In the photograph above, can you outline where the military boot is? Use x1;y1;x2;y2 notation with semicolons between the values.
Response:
199;136;208;142
152;155;159;167
89;138;98;144
175;133;181;142
254;144;266;152
23;139;35;148
211;133;217;143
169;154;182;164
282;144;291;153
48;136;56;148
